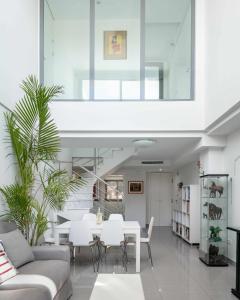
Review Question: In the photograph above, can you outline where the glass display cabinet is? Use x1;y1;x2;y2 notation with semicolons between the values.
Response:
199;174;229;266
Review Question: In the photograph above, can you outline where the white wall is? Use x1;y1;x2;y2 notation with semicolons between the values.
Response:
0;105;16;213
176;161;199;185
0;0;39;213
116;167;175;228
0;0;39;108
116;167;146;227
51;100;204;132
200;149;225;175
204;0;240;126
173;161;199;198
223;128;240;261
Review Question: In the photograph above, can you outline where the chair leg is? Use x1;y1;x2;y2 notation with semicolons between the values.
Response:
73;246;76;259
121;244;128;272
90;246;96;272
147;243;153;267
97;242;102;272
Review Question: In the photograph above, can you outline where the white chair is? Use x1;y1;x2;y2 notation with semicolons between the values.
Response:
141;217;154;266
127;217;154;266
98;220;128;271
69;220;97;271
108;214;124;221
83;213;98;240
82;213;97;223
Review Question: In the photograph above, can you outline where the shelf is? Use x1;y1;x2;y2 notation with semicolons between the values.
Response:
201;196;227;199
172;184;200;244
202;219;227;221
200;174;228;266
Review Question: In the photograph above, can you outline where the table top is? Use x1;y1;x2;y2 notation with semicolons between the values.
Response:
56;220;141;230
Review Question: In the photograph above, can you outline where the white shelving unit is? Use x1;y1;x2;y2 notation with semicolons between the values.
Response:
172;185;200;244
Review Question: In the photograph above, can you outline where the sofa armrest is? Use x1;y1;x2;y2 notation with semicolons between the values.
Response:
0;286;52;300
32;245;70;263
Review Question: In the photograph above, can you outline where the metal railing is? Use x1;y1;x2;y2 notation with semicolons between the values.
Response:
57;160;125;220
72;148;122;173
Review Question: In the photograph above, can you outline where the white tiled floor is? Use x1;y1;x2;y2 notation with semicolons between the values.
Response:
70;227;237;300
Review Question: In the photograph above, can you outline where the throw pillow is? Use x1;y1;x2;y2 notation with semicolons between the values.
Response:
0;241;17;284
0;230;34;268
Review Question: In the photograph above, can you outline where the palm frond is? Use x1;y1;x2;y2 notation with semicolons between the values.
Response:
14;75;62;165
0;184;34;239
42;169;86;211
1;75;88;246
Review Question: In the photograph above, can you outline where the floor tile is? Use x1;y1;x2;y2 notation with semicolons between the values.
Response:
70;227;236;300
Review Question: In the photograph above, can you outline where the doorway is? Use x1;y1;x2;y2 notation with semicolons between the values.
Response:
146;172;172;226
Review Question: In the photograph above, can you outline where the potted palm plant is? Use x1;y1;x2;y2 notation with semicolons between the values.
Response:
0;76;84;245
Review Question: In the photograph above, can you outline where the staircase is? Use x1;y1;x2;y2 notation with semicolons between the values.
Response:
54;147;134;222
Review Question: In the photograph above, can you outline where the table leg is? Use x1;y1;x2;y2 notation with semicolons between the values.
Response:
135;229;140;273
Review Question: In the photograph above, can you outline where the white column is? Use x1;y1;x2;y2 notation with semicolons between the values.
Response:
200;148;225;175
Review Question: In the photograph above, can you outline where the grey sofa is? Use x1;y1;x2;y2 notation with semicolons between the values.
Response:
0;222;72;300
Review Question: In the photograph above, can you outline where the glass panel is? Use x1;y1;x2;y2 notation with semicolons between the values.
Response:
106;180;123;200
145;0;192;100
94;0;140;100
94;80;120;100
44;0;90;99
200;175;228;266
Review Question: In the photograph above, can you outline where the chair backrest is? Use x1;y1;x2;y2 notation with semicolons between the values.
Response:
108;214;124;222
148;217;154;239
82;213;97;223
69;221;93;246
100;221;124;246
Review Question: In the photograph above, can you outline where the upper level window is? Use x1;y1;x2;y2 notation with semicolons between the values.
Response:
42;0;194;100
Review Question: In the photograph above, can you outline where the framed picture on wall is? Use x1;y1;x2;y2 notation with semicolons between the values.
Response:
128;181;144;194
104;31;127;60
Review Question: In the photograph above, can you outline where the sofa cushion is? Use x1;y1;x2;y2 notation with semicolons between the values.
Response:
0;241;17;284
0;222;17;234
18;260;70;291
0;230;34;268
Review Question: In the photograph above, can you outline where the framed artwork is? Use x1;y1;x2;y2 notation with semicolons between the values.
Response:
104;31;127;60
128;181;144;194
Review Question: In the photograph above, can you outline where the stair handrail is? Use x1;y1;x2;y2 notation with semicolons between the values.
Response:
72;148;123;170
72;148;115;167
72;156;103;167
78;165;125;199
56;160;125;203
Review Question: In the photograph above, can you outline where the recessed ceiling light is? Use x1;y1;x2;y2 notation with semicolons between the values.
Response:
133;139;156;147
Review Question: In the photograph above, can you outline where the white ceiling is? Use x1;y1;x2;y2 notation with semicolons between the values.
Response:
46;0;191;23
60;136;200;161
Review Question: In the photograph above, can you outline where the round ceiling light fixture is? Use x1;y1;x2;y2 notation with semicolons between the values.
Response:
132;139;156;147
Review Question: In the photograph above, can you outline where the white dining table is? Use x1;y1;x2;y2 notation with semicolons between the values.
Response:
54;220;141;273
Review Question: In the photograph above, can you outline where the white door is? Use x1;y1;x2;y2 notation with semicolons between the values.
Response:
147;173;172;226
